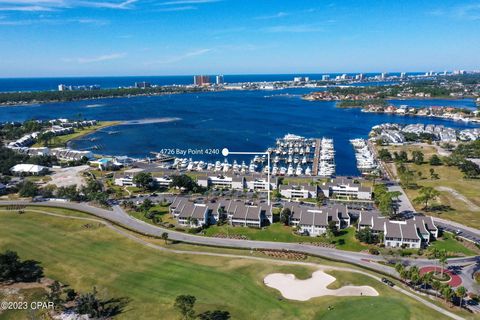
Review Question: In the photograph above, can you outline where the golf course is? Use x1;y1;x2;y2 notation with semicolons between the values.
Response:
0;207;467;319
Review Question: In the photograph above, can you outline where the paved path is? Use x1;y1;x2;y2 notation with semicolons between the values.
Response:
0;206;465;320
388;183;415;214
1;200;478;269
419;266;463;287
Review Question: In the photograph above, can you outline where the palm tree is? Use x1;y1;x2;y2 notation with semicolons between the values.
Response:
441;285;454;306
400;269;409;283
394;262;404;274
161;232;169;245
422;272;432;291
438;250;448;277
455;286;467;307
432;280;442;297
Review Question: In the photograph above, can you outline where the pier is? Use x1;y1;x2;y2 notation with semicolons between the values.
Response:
312;139;321;176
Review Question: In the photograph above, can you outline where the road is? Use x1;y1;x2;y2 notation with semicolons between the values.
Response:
2;205;466;320
1;200;478;273
387;183;480;244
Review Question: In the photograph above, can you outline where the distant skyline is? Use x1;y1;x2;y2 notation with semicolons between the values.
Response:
0;0;479;77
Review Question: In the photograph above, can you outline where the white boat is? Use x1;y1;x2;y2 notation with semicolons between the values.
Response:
214;161;222;172
295;165;303;176
272;166;278;175
207;163;214;171
287;164;294;176
305;166;312;176
279;167;287;175
248;161;257;173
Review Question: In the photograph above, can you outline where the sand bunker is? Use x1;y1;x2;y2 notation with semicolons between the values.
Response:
264;271;378;301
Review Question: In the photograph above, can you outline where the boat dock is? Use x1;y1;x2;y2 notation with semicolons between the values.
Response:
312;139;321;176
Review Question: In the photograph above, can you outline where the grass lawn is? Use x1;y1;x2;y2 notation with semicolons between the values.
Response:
204;224;370;252
0;208;457;320
381;145;480;229
32;121;120;148
429;232;478;256
204;222;326;243
334;228;370;252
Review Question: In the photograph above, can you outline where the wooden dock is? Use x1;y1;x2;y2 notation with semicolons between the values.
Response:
312;139;321;176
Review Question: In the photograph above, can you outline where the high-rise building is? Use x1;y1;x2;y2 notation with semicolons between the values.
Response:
194;75;211;86
322;75;330;81
215;75;224;85
135;81;151;89
400;72;406;79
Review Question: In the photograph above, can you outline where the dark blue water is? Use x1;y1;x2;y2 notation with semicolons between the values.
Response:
389;98;477;109
0;88;477;176
0;73;420;92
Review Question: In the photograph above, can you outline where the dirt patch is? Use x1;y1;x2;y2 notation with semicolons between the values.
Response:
435;186;479;211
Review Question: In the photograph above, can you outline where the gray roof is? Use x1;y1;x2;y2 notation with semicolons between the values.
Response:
401;221;421;240
372;216;386;232
385;221;402;238
299;210;328;227
359;211;374;226
414;215;437;232
178;203;208;220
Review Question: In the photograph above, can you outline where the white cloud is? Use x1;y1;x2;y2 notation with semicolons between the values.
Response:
157;5;196;12
255;11;289;20
160;0;220;5
63;52;126;63
0;0;138;11
455;3;480;20
147;48;212;64
0;16;108;25
263;24;323;33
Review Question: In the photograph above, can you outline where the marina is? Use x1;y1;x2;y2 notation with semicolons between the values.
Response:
350;138;379;175
0;89;478;176
150;134;336;177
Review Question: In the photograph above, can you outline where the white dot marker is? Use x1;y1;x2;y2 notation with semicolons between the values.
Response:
222;148;229;157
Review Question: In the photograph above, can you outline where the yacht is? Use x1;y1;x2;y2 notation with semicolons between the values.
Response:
287;164;294;176
295;165;303;176
305;166;312;176
272;165;278;176
279;166;287;176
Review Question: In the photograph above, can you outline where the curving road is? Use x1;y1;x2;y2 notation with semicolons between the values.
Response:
0;200;478;276
1;205;465;320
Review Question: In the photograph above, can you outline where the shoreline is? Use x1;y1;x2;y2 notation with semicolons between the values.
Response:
32;121;122;149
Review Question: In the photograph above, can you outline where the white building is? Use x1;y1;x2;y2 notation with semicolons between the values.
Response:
10;164;49;175
279;184;317;199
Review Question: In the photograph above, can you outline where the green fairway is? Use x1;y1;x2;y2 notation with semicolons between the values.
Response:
0;209;458;320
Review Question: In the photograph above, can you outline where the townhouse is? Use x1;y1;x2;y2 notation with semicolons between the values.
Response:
358;211;438;248
169;197;273;228
283;202;350;237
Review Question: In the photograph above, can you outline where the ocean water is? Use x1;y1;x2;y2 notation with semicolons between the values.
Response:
0;88;478;176
0;73;419;92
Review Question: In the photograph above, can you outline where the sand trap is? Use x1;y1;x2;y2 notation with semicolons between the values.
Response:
264;270;378;301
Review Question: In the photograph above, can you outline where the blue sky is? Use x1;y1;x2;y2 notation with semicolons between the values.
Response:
0;0;479;77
